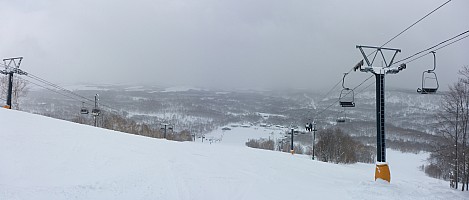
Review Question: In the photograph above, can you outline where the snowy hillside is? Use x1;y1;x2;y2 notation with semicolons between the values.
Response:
22;87;443;144
0;109;466;200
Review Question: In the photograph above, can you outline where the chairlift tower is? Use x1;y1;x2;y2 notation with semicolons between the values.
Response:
91;94;101;127
161;123;173;139
290;128;294;155
0;57;27;109
354;45;406;183
311;122;317;160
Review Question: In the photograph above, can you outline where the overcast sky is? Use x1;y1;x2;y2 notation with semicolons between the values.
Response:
0;0;468;91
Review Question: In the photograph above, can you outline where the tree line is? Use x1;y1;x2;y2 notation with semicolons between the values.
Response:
246;128;375;164
428;66;469;191
73;112;193;142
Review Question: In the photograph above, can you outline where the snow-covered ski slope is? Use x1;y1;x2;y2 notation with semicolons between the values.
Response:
0;109;466;200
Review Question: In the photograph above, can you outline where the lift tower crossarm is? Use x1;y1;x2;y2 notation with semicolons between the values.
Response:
356;45;401;70
1;57;27;75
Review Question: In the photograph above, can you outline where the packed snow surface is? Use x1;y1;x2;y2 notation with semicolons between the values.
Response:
0;109;467;200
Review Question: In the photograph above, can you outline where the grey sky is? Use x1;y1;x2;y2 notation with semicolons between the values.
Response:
0;0;468;90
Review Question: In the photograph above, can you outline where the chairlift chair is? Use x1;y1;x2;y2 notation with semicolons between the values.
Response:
80;108;89;115
336;117;346;123
417;51;439;94
80;102;89;115
339;88;355;107
336;109;346;123
91;108;100;116
339;73;356;107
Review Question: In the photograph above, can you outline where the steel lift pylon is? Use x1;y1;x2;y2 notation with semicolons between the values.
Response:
354;45;406;183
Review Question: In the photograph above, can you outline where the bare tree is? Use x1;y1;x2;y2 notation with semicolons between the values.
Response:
458;66;469;191
315;128;374;164
99;112;195;141
433;66;469;190
246;138;275;150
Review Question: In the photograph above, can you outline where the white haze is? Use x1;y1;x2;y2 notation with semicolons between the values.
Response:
0;0;468;90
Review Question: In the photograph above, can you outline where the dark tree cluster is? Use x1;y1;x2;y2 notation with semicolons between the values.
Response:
315;128;375;164
245;138;275;151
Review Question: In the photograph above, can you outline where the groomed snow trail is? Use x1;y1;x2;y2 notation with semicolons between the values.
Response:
0;109;466;200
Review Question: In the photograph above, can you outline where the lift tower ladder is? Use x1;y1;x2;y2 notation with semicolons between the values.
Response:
354;45;406;183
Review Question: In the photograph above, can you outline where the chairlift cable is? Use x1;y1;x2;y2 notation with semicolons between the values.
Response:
303;1;452;122
17;76;94;107
18;76;118;112
320;31;469;98
0;65;97;105
1;63;125;114
393;29;469;66
398;33;469;66
313;28;469;119
345;0;452;74
354;75;374;90
25;74;113;109
379;0;452;49
1;1;454;121
299;78;342;121
356;80;375;95
433;33;469;52
314;74;374;119
26;73;95;103
321;79;342;102
21;72;120;113
18;75;120;114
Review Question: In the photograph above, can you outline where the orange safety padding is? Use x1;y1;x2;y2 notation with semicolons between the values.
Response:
375;163;391;182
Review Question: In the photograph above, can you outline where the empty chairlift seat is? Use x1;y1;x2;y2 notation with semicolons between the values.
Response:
339;88;355;107
417;87;438;94
417;51;439;94
339;73;356;107
80;107;89;114
80;102;89;114
336;117;346;123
